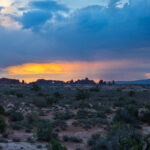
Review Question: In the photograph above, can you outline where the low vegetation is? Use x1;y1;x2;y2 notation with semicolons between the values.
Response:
0;84;149;150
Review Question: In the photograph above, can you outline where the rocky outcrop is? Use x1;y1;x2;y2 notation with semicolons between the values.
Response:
0;78;20;84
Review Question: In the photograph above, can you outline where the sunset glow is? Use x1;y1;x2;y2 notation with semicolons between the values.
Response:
1;60;135;82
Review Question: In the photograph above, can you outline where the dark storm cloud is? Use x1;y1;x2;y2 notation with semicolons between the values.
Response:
30;0;68;11
0;0;150;69
19;10;52;31
18;0;68;31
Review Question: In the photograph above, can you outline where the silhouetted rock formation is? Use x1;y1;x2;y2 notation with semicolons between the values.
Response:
0;77;115;86
74;78;96;85
99;80;106;85
0;78;20;84
30;79;65;86
31;78;96;86
99;80;115;85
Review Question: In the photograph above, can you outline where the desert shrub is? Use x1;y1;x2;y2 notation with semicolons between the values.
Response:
113;109;137;125
129;90;136;97
63;135;82;143
16;93;24;98
73;101;91;109
145;104;150;109
33;98;48;107
52;119;67;130
119;96;125;101
68;136;82;143
76;110;89;119
91;133;101;140
75;90;90;100
13;138;21;142
37;145;42;149
0;105;5;115
54;111;74;120
140;110;150;124
116;88;122;92
35;120;52;141
10;111;24;122
92;104;101;110
96;111;107;119
2;132;9;138
100;106;112;114
26;137;35;143
75;148;82;150
37;92;44;97
125;104;139;118
46;97;58;106
26;112;39;125
31;84;41;91
53;92;62;98
127;99;137;105
4;90;16;95
10;121;24;130
0;138;8;143
93;105;112;114
90;87;99;92
0;116;6;133
88;124;144;150
109;124;143;150
63;135;69;142
78;101;91;109
113;100;125;107
49;138;67;150
73;118;108;129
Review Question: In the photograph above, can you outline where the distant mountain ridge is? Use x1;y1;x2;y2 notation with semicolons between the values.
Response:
116;79;150;84
0;77;150;85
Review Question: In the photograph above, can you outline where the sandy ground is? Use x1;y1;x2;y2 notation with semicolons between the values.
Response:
0;142;47;150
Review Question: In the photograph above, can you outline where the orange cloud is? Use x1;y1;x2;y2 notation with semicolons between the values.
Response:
5;63;64;75
2;60;134;83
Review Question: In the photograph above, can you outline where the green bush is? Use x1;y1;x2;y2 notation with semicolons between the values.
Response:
75;90;90;100
54;111;74;120
33;98;48;107
88;124;144;150
90;87;99;92
10;111;24;122
31;84;41;91
35;120;52;141
113;109;137;125
46;97;58;106
141;110;150;124
53;92;62;98
129;90;136;97
125;104;139;118
16;93;24;98
63;135;82;143
26;112;39;125
0;105;5;115
10;121;24;130
0;116;7;133
49;138;67;150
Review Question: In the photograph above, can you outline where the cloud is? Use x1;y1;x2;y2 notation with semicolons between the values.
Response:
0;0;150;80
19;10;52;30
30;0;68;11
109;0;120;7
17;0;69;30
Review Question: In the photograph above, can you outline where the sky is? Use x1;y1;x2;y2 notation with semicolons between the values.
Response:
0;0;150;82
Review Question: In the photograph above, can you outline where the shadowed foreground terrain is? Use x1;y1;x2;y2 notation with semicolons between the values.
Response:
0;84;150;150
